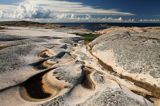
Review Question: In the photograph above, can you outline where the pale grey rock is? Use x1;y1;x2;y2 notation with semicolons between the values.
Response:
92;30;160;77
0;27;158;106
91;28;160;99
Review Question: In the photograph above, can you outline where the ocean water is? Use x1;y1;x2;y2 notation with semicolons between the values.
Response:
59;22;160;31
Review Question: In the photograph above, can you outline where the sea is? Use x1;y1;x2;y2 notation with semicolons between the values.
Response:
57;22;160;31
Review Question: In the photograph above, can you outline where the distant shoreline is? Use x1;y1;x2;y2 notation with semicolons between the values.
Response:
1;21;160;31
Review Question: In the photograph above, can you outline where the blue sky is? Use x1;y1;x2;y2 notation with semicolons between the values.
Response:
67;0;160;18
0;0;160;22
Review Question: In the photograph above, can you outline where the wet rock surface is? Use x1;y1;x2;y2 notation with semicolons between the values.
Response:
0;26;159;106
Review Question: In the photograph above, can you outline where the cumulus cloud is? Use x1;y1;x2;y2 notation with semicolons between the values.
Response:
14;1;51;18
0;0;134;22
0;1;51;19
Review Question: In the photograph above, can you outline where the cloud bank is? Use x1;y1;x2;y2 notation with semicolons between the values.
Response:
0;0;134;22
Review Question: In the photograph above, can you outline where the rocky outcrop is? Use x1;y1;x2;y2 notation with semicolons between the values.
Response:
0;26;159;106
90;27;160;104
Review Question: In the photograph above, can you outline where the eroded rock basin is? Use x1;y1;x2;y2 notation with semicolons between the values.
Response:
0;26;159;106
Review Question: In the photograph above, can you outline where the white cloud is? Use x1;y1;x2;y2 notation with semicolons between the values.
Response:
0;0;134;22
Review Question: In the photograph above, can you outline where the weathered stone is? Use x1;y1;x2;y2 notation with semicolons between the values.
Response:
0;26;158;106
91;27;160;98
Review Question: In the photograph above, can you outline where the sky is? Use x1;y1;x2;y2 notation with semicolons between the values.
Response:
0;0;160;22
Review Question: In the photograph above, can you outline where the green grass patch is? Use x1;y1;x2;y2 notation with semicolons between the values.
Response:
74;33;100;43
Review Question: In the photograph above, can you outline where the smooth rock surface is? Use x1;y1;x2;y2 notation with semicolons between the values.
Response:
91;27;160;99
0;26;158;106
